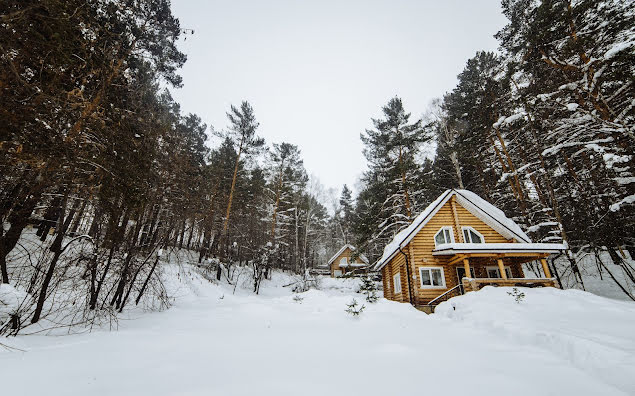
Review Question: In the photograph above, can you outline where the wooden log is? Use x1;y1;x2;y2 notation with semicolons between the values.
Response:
497;258;507;279
540;258;552;278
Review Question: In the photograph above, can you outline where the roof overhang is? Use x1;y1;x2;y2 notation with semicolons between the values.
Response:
339;263;370;268
432;243;567;256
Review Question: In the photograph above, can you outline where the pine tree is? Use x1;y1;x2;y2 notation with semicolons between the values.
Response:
218;102;265;262
337;185;354;244
355;97;433;260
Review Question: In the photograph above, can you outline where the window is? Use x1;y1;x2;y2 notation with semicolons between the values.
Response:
419;267;446;288
462;226;484;243
434;226;455;246
486;266;512;279
339;257;347;265
393;273;402;294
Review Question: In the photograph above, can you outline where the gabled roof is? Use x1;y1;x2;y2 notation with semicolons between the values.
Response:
373;189;536;271
327;244;369;265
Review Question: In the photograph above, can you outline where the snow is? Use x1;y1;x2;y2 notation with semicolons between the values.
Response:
558;82;578;91
2;267;634;395
603;152;630;168
541;137;614;156
436;286;635;394
566;103;579;111
615;176;635;185
492;113;525;128
492;115;506;128
526;221;560;233
433;242;566;255
604;39;635;59
0;284;29;325
610;194;635;212
338;262;368;268
455;189;531;242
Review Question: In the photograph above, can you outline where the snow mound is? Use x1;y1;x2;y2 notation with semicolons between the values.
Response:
436;286;635;394
0;284;30;325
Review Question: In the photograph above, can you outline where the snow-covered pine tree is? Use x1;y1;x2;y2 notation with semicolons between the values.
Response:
495;0;634;287
355;97;433;260
336;185;354;244
264;142;308;271
218;102;265;263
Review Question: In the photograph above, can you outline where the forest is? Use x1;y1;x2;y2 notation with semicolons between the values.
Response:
0;0;633;335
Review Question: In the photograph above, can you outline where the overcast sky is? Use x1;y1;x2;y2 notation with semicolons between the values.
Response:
169;0;507;197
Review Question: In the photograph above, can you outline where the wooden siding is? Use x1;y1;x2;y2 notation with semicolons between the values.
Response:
381;253;408;302
383;197;527;304
330;246;366;277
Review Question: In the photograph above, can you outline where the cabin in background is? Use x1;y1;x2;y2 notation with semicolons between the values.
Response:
328;244;369;277
374;189;565;311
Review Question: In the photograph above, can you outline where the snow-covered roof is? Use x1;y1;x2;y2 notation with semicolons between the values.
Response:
432;243;567;255
373;189;537;271
339;262;369;268
327;244;369;265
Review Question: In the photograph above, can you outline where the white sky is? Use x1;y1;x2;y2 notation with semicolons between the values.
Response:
169;0;507;196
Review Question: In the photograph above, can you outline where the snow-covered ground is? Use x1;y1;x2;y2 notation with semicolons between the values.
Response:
2;265;634;396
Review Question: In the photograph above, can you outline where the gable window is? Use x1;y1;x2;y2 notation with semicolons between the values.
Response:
340;257;348;265
393;273;402;294
486;266;512;279
419;267;446;288
434;226;455;246
462;226;484;244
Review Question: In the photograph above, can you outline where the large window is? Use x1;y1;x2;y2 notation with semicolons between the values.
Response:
434;226;455;246
462;226;484;244
393;273;402;294
486;266;512;279
419;267;446;288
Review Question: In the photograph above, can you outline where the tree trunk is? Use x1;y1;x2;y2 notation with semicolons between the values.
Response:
135;255;160;305
0;187;44;283
31;192;68;323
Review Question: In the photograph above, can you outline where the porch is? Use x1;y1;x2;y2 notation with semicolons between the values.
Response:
419;242;565;311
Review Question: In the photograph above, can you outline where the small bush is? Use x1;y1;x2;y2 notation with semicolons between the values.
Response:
358;274;379;303
345;298;365;316
507;287;525;303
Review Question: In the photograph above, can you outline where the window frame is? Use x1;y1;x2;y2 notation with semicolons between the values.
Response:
461;226;485;244
485;266;512;279
434;226;455;247
419;267;446;289
393;273;402;294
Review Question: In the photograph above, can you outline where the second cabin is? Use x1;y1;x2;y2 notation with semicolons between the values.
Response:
373;189;566;309
328;244;369;277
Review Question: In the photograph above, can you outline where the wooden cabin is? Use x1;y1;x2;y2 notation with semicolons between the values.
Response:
328;244;369;277
374;189;565;309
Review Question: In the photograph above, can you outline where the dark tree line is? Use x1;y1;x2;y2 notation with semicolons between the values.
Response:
0;1;332;334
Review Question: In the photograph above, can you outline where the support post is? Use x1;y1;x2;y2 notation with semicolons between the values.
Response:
463;258;470;279
540;258;552;278
497;258;507;279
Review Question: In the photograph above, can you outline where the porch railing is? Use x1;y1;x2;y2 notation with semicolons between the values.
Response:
462;277;558;292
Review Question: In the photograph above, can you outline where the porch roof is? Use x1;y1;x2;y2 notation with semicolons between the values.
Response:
339;262;369;268
432;242;567;256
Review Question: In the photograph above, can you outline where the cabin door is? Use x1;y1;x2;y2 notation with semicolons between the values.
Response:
456;267;474;295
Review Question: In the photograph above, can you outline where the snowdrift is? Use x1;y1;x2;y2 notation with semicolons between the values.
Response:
436;286;635;394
